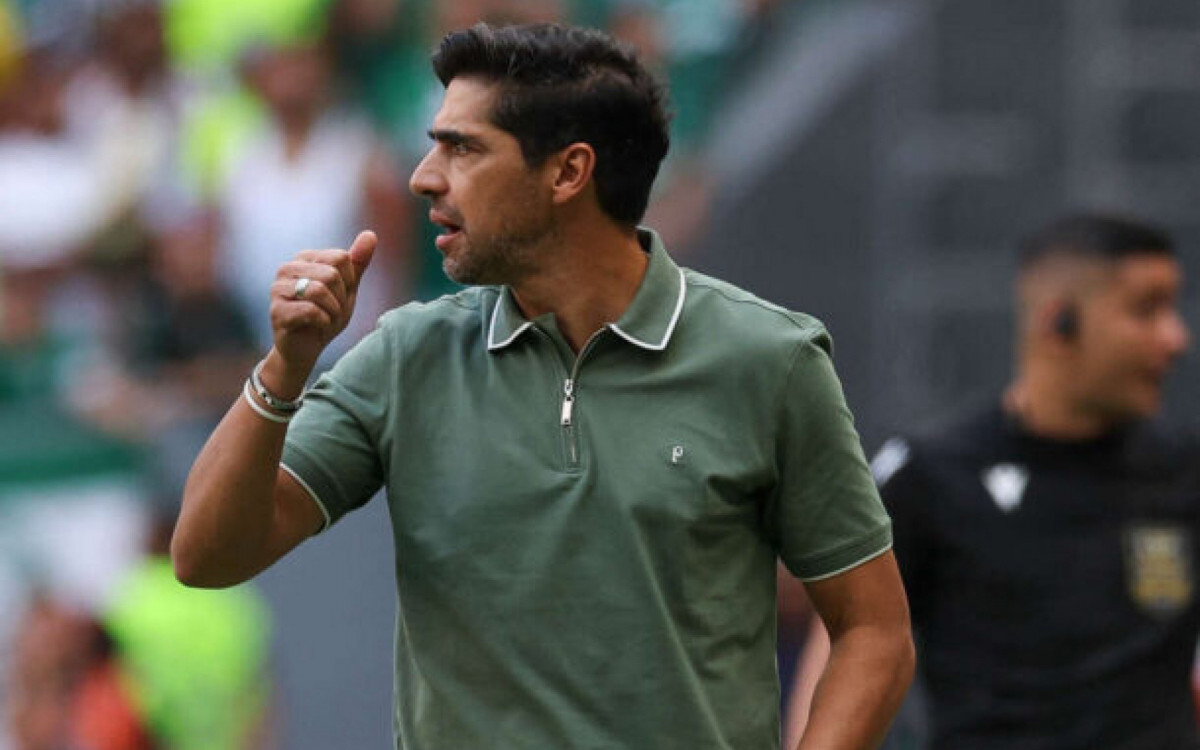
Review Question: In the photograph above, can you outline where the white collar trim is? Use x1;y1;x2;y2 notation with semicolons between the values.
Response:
486;266;687;353
487;291;533;351
607;267;687;351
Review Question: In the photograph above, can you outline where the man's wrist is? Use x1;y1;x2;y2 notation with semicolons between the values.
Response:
259;349;313;402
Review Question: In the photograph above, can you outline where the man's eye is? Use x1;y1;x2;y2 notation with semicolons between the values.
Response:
452;143;471;156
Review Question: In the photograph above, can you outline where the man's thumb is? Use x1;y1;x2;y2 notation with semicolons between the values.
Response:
348;230;378;285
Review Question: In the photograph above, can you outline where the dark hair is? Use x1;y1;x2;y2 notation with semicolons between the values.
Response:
1019;213;1174;270
432;23;671;227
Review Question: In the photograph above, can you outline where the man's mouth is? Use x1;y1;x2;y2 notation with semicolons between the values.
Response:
430;210;463;250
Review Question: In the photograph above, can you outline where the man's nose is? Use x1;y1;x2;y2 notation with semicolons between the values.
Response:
1162;310;1190;358
409;150;446;198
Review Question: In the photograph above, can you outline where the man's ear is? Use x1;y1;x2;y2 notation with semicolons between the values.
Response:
1051;304;1080;340
1035;299;1081;345
549;143;596;205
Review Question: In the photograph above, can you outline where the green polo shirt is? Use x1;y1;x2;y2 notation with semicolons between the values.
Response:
282;230;891;750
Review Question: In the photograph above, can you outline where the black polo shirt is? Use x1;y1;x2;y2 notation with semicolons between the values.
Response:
876;403;1200;750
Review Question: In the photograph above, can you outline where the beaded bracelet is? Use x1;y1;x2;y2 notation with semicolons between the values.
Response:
250;360;304;413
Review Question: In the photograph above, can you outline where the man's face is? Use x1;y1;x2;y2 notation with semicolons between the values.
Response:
251;45;331;122
1071;255;1190;421
409;77;556;286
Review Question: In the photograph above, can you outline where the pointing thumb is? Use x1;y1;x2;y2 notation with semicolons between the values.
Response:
348;230;378;287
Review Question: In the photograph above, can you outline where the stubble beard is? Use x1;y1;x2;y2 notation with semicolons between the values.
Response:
444;212;558;287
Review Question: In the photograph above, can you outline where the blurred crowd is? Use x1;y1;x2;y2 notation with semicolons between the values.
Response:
0;0;786;748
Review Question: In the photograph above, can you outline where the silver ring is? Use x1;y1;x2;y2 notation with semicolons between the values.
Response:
293;277;312;300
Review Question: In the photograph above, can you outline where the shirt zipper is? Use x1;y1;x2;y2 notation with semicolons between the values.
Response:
559;330;605;469
561;378;578;465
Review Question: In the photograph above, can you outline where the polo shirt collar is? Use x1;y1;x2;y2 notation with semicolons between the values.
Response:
486;228;687;353
486;286;535;350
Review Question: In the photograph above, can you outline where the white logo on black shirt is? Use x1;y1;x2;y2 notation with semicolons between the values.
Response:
982;464;1028;512
871;438;910;487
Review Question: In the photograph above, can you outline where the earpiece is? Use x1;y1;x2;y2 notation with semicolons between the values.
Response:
1053;305;1079;340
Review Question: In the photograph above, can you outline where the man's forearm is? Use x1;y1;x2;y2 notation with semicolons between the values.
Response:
173;234;377;588
795;623;914;750
171;347;319;588
171;384;292;587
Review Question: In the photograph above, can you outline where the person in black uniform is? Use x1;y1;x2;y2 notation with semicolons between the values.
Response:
792;212;1195;749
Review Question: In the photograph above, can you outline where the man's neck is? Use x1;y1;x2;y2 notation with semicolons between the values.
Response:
1004;375;1117;441
509;222;649;353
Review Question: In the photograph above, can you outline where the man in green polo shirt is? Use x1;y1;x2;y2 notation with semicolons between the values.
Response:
173;22;913;750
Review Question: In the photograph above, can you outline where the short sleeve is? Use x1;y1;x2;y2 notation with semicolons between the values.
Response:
769;332;893;580
281;323;392;531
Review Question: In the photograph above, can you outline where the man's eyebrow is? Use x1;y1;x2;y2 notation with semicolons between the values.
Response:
427;128;480;147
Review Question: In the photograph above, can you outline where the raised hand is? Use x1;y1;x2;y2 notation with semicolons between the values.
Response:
263;230;378;394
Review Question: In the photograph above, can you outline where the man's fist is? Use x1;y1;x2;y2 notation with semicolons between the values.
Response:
267;230;378;380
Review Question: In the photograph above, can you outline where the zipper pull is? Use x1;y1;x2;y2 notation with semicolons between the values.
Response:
561;379;575;426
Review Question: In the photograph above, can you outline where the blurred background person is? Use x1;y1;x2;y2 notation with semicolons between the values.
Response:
217;37;407;358
792;212;1196;749
322;0;429;159
0;47;109;273
4;511;274;750
5;596;151;750
100;502;275;750
61;0;185;248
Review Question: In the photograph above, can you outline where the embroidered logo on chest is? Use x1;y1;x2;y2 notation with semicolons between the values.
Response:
981;464;1029;512
1125;525;1194;617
